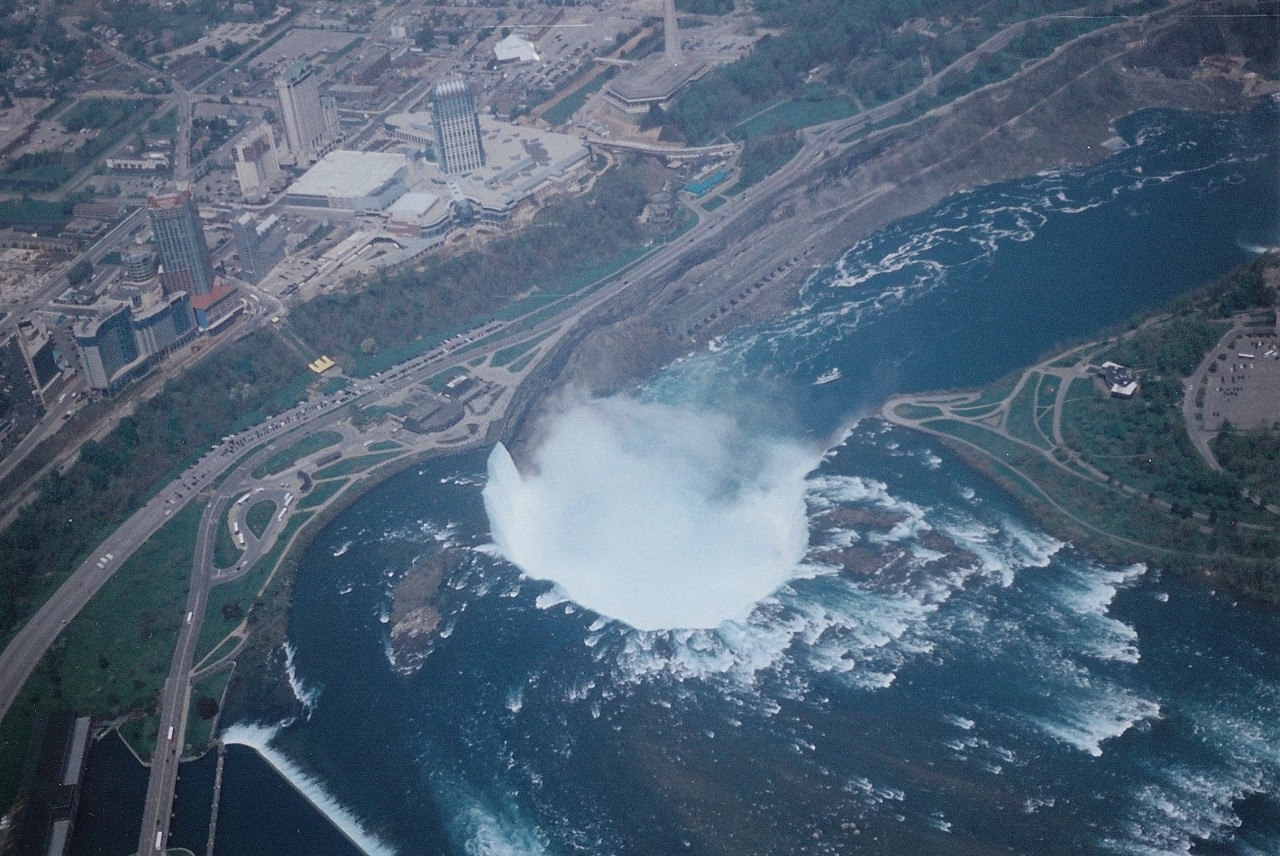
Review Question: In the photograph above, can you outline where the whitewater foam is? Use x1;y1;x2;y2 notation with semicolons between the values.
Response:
282;640;320;717
483;397;817;631
221;723;397;856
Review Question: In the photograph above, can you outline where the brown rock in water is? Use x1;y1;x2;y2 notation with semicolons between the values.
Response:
915;529;981;570
817;506;909;533
388;550;459;674
819;544;904;575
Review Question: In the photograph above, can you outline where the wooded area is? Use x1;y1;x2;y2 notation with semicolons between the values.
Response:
656;0;1164;144
290;163;651;361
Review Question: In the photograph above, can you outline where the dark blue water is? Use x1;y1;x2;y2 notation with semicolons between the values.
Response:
217;106;1279;856
211;745;364;856
69;732;147;856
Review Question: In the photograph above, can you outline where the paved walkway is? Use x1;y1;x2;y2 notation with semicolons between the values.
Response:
881;328;1278;558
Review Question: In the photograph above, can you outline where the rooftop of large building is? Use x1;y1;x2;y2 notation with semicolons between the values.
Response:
388;191;443;220
494;33;539;63
288;150;408;199
385;113;586;207
606;56;708;105
147;190;194;211
431;76;473;100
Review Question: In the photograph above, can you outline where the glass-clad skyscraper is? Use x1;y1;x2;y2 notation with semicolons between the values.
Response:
147;190;214;296
430;77;485;175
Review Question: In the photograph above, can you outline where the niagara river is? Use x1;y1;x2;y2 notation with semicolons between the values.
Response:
71;105;1280;856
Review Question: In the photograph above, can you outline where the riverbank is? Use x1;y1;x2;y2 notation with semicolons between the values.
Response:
511;2;1278;433
216;433;490;729
883;255;1280;603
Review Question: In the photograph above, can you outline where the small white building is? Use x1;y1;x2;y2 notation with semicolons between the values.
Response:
494;33;539;64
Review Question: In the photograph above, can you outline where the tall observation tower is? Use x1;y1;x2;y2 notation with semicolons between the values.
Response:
605;0;706;114
663;0;682;65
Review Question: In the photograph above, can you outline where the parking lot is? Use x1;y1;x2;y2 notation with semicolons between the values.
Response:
1201;327;1280;432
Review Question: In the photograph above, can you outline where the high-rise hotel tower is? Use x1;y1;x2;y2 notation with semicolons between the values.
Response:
147;190;214;296
430;77;485;175
275;62;340;166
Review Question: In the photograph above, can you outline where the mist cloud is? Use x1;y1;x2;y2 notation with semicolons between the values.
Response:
482;397;817;631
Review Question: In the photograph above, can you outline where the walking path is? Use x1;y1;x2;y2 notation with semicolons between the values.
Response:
883;322;1279;562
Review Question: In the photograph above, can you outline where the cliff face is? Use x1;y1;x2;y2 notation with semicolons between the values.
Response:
501;7;1274;452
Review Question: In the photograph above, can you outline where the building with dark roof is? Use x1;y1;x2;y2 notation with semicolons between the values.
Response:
13;712;91;856
1099;361;1140;398
604;0;707;113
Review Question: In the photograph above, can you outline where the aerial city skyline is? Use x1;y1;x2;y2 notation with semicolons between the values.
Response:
0;0;1275;854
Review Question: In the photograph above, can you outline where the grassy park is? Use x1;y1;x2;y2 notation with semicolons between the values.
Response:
886;256;1280;600
251;431;343;479
0;502;204;804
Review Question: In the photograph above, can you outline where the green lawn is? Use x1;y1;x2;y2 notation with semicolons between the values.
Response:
213;507;243;569
297;479;346;510
542;71;611;127
892;403;943;420
313;452;400;480
507;352;537;374
951;402;1001;418
251;431;342;478
1005;374;1053;450
0;198;69;226
195;512;313;664
245;500;276;538
183;668;233;756
491;334;550;368
193;634;240;674
731;96;857;141
0;502;203;802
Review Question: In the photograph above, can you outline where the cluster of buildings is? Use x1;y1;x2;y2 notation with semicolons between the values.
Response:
61;0;725;400
72;189;243;396
229;66;590;263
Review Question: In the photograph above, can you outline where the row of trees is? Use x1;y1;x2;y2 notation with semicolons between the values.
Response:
655;0;1138;143
290;164;651;361
0;329;302;644
1214;431;1280;508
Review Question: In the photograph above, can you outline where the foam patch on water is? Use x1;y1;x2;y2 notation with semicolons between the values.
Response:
1103;680;1280;855
283;640;320;717
1053;563;1146;664
938;514;1063;587
221;723;397;856
1032;676;1161;758
427;774;552;856
452;801;549;856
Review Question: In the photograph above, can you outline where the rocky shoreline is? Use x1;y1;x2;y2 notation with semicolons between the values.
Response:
503;2;1275;447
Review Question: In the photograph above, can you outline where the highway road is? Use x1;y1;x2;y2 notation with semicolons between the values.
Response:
135;446;290;855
